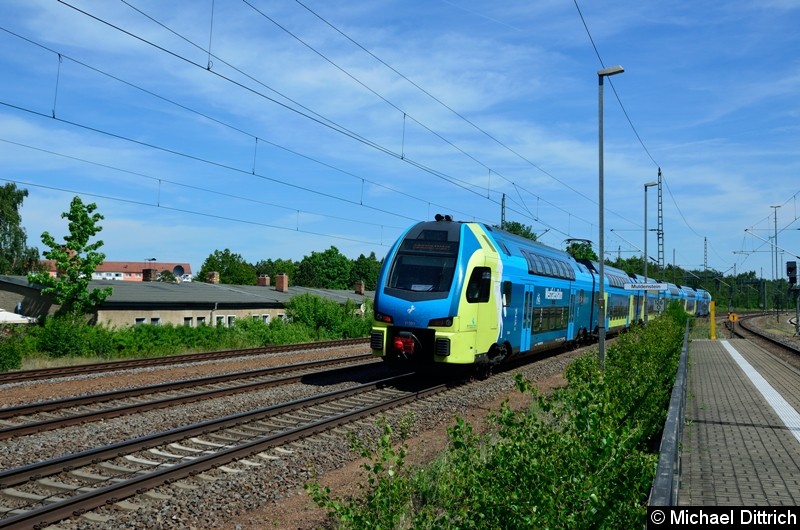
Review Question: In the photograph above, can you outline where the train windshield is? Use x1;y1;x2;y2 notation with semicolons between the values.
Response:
388;240;458;293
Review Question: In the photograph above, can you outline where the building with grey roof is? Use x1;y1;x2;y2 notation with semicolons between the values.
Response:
0;275;373;328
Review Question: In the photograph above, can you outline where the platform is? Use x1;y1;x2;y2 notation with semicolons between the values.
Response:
679;339;800;505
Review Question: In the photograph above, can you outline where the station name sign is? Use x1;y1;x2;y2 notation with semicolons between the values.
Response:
624;282;668;291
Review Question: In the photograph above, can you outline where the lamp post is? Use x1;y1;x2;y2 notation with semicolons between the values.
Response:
644;181;658;322
770;205;781;321
597;65;624;370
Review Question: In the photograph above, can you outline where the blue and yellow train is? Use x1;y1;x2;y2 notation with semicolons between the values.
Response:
370;215;710;371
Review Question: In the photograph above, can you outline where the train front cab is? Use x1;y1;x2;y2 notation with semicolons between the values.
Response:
370;220;502;366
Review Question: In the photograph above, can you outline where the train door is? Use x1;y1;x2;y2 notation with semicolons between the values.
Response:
465;266;498;356
521;284;534;353
628;295;635;328
633;292;643;322
567;289;577;341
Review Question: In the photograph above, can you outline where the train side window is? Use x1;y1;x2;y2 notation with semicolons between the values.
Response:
531;254;545;275
503;281;512;307
466;267;491;303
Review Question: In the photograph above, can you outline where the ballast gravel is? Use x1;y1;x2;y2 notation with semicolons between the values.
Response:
1;346;582;530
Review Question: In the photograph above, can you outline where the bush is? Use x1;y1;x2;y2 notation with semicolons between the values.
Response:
37;316;96;358
285;294;372;340
263;318;314;344
0;326;35;371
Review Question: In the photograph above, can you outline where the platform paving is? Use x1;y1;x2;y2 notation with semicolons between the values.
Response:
679;339;800;505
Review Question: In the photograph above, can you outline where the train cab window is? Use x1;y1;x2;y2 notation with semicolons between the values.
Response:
388;254;455;292
466;267;491;303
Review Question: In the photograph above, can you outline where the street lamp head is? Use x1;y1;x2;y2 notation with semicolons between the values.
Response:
644;181;658;188
598;65;625;77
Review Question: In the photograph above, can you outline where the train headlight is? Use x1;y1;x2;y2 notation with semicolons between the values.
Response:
428;317;453;327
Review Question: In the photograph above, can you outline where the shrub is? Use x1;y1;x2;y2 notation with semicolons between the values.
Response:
306;416;416;529
37;316;96;358
0;326;35;371
263;318;314;344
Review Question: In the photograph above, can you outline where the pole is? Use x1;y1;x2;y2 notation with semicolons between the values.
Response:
644;181;657;323
771;206;780;321
597;65;624;370
644;184;648;323
598;73;606;369
792;290;800;335
644;184;648;278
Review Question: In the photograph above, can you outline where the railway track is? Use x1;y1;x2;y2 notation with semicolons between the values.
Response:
732;313;800;352
0;354;376;440
0;371;452;529
728;312;800;371
0;338;369;385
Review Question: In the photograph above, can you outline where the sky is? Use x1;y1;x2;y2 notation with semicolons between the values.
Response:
0;0;798;282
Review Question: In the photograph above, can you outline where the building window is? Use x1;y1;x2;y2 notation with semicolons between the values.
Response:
252;314;260;321
215;315;225;326
183;317;193;327
197;316;206;326
135;317;146;326
262;314;271;324
227;315;236;327
151;317;161;326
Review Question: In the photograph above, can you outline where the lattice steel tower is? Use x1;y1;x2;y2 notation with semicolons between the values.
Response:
657;168;664;273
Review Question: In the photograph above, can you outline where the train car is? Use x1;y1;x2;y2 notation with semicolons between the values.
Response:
370;216;594;371
629;273;660;322
695;288;711;316
664;282;682;312
680;285;698;315
579;260;638;334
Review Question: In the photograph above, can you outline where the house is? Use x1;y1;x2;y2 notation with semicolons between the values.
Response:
39;261;193;282
0;274;373;328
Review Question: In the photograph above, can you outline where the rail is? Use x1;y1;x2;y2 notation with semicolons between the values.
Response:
648;320;690;506
0;337;369;384
0;372;453;529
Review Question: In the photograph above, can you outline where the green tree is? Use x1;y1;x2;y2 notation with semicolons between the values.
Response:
27;196;112;317
254;258;298;283
609;255;645;277
349;252;381;291
295;246;352;289
158;269;177;282
496;220;537;241
0;183;41;274
565;240;598;261
198;248;256;285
